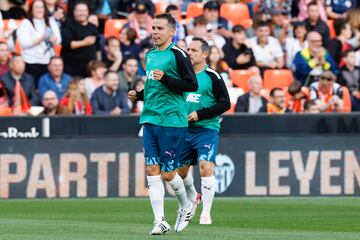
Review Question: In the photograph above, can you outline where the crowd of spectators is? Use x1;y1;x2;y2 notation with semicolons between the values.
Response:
0;0;359;116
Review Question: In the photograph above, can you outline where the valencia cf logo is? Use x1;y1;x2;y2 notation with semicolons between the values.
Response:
214;154;235;194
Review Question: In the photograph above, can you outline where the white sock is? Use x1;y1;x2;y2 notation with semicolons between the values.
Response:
183;173;197;203
201;175;216;216
168;173;189;209
147;175;165;222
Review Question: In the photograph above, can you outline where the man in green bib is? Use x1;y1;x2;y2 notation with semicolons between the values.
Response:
177;37;230;225
128;14;198;235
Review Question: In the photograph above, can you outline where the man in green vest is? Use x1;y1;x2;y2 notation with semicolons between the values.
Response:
177;37;230;225
128;13;198;235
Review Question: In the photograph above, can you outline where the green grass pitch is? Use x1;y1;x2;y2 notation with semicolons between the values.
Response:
0;197;359;240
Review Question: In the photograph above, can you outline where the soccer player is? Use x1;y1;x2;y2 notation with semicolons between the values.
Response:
177;37;230;225
128;14;198;235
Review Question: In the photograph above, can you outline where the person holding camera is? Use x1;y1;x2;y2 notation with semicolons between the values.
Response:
16;0;61;86
222;25;258;73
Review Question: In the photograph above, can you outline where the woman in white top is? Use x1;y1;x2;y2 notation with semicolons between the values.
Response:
284;22;308;69
17;0;61;86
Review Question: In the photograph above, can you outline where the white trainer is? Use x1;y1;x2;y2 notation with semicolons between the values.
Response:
190;193;202;220
174;202;193;233
199;214;212;225
150;219;171;235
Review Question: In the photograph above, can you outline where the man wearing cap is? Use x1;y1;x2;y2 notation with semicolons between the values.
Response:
189;0;232;39
309;70;344;112
124;2;153;42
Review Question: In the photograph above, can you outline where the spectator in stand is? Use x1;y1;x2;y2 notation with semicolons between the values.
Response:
61;77;92;115
84;60;107;99
235;75;268;113
309;70;344;112
338;50;360;111
270;8;292;40
137;42;153;77
17;0;62;86
0;0;27;19
222;25;258;73
287;80;309;112
165;4;187;43
45;0;66;27
284;21;308;69
61;2;100;77
325;19;352;67
304;1;330;44
119;27;140;59
124;2;153;43
0;42;10;77
192;0;232;38
42;90;71;115
185;16;226;50
207;45;230;84
267;87;289;113
292;31;337;85
326;0;356;20
38;56;71;100
2;55;39;107
250;21;284;74
298;0;327;22
259;0;293;17
91;70;130;115
118;57;139;93
88;13;106;53
103;37;123;72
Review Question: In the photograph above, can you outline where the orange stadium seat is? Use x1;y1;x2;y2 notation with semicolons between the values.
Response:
341;87;352;112
263;69;294;90
327;20;336;38
186;3;204;19
220;3;250;25
230;70;257;93
104;19;127;38
239;18;253;29
0;107;12;116
155;3;169;15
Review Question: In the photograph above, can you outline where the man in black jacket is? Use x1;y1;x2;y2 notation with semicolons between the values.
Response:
235;75;267;113
61;2;100;77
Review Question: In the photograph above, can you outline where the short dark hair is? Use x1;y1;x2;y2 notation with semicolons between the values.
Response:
334;19;348;36
256;21;270;29
49;56;63;63
342;49;355;58
307;1;318;8
193;16;207;26
126;27;138;43
288;81;302;96
270;87;283;97
87;60;106;74
232;25;246;33
155;13;176;29
123;56;138;65
104;70;118;78
165;4;179;13
192;37;210;53
73;1;89;11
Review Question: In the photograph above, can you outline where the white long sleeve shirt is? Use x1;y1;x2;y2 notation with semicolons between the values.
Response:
17;18;61;64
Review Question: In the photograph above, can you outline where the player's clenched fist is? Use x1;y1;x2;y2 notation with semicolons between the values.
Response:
128;90;137;102
188;111;199;122
153;69;164;80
